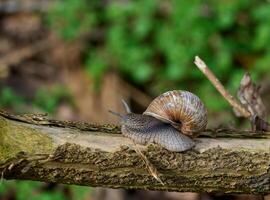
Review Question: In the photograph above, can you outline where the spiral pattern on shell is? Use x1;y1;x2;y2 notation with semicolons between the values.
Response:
143;90;207;136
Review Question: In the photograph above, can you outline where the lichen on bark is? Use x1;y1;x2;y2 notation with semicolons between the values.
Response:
0;117;53;161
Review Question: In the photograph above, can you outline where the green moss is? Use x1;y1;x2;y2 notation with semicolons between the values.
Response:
0;117;53;162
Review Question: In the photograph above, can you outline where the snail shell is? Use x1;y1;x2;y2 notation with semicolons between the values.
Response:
110;90;207;152
143;90;207;137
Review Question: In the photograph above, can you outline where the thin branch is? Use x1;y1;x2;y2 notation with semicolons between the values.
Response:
194;56;251;118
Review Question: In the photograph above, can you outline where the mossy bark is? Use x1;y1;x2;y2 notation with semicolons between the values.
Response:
1;111;270;194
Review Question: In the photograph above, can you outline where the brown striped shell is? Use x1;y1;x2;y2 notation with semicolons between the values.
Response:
143;90;207;137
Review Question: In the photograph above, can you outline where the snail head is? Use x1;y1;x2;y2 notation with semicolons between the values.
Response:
109;99;135;126
109;99;157;129
108;99;131;117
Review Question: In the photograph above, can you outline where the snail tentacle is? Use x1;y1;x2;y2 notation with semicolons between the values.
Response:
121;99;131;113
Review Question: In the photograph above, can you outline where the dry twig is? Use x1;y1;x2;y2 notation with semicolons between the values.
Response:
194;56;251;118
238;73;266;118
132;142;164;186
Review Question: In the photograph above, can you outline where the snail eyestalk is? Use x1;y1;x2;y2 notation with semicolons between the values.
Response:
121;99;131;113
108;110;123;119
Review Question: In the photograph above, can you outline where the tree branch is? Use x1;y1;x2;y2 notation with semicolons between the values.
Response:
1;111;270;194
194;56;251;118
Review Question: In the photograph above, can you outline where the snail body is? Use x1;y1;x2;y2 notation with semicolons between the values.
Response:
111;90;207;152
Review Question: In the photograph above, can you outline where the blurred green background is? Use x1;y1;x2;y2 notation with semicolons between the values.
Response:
0;0;270;199
47;0;270;113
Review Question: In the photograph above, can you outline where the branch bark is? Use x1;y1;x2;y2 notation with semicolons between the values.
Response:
1;111;270;194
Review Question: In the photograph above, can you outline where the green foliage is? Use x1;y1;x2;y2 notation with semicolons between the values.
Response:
0;86;73;114
0;87;25;109
0;180;91;200
48;0;270;112
33;86;73;114
85;52;108;90
69;185;92;199
47;0;99;40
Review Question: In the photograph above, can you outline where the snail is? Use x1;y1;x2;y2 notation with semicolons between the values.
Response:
110;90;207;152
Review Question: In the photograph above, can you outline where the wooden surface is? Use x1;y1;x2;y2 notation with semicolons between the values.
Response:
1;111;270;194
